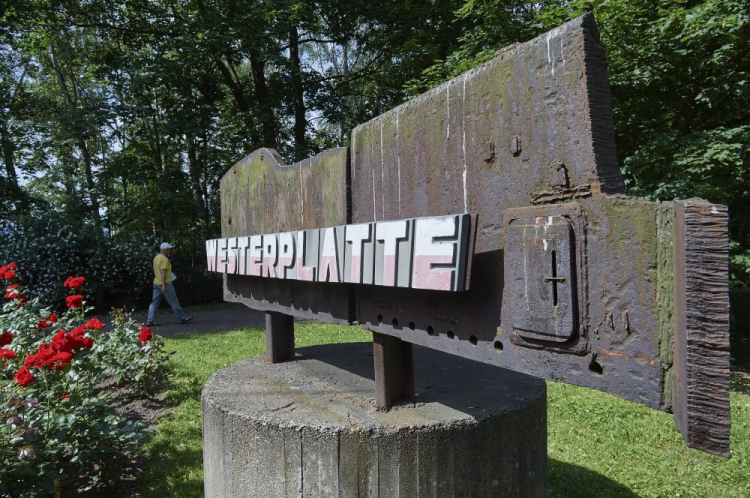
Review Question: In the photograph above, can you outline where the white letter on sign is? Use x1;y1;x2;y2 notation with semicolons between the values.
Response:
262;234;278;278
411;216;458;291
217;238;228;273
318;227;340;283
226;237;238;274
345;223;371;284
237;236;249;275
248;235;263;276
296;230;317;281
376;220;409;287
278;232;295;279
206;239;218;272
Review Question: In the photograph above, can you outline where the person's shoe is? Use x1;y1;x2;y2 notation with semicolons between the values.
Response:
144;322;160;327
179;316;194;324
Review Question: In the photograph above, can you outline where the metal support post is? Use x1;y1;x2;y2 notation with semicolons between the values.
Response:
373;332;415;409
266;311;295;363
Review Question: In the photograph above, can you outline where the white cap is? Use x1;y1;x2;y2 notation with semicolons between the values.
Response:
160;242;174;250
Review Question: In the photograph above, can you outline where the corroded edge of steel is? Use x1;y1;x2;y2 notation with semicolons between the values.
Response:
657;203;676;411
673;198;731;457
579;13;624;194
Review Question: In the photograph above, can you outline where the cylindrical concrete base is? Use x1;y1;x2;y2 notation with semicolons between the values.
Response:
202;343;547;497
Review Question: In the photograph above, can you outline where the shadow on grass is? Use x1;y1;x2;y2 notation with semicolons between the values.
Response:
731;372;750;396
135;439;204;498
730;290;750;396
549;459;638;497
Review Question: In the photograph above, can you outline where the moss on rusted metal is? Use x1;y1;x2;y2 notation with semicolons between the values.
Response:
598;196;658;275
318;148;348;225
220;147;347;238
657;203;675;411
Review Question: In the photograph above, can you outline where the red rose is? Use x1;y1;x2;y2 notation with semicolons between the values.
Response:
48;328;93;354
63;276;85;290
138;327;153;344
14;366;35;387
51;330;72;353
37;319;50;331
4;285;25;304
0;264;12;280
48;314;58;323
62;394;70;400
4;284;19;299
25;343;56;368
69;326;85;337
0;348;16;359
83;317;106;330
49;352;73;370
66;295;83;308
0;332;11;346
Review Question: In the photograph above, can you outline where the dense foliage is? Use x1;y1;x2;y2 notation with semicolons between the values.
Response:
1;0;748;291
0;264;169;496
0;212;158;309
0;212;220;310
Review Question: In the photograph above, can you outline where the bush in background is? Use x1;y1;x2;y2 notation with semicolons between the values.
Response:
0;212;222;311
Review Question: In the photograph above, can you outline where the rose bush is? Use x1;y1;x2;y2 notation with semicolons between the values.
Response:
0;264;169;496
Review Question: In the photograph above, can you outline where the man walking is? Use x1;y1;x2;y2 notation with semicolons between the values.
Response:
146;242;193;326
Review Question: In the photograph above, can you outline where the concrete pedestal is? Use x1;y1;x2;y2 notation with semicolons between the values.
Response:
202;342;547;497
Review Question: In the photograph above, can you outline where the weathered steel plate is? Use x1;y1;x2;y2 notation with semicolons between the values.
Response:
220;147;352;323
217;14;731;456
350;14;668;408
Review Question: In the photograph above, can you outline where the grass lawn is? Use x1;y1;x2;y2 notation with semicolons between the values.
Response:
133;323;749;498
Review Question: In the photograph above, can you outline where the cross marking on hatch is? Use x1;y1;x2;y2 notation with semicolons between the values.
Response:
543;249;566;307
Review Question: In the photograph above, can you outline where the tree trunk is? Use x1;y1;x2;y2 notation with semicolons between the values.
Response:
49;40;101;226
1;130;19;190
122;175;128;209
77;136;102;226
214;54;251;115
187;137;209;239
250;50;277;148
339;39;350;146
290;26;307;161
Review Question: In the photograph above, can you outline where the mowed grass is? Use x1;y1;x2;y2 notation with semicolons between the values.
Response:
133;323;371;497
134;323;750;498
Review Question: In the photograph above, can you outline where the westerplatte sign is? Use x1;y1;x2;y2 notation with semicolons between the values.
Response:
209;14;731;457
206;214;470;291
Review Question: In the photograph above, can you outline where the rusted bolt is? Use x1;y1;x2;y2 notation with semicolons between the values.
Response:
484;140;496;163
260;151;264;160
550;160;569;188
510;136;521;156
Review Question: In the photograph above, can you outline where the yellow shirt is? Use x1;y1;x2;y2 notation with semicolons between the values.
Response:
153;253;173;285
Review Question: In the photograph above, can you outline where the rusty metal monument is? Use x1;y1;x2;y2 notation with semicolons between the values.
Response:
202;14;731;497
